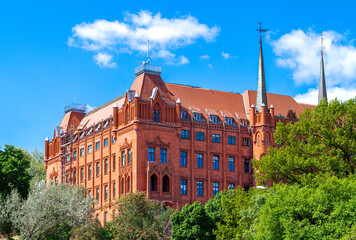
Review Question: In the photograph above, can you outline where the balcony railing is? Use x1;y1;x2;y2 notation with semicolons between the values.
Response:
135;64;161;76
64;103;86;113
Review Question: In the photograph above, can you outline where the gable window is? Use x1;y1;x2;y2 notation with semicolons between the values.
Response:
244;159;250;173
228;157;235;171
225;117;233;125
180;179;187;195
122;151;125;166
95;141;100;150
148;148;155;162
212;134;220;143
160;149;167;163
194;113;202;120
197;153;203;168
213;182;219;197
104;138;109;147
228;136;236;145
213;155;219;170
197;181;203;196
181;111;187;119
196;132;204;141
180;151;187;167
153;109;160;122
88;145;92;154
80;148;84;156
243;138;250;146
181;130;189;139
210;115;218;122
128;149;131;164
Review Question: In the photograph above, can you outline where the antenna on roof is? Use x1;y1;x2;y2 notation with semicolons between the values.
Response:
147;39;150;66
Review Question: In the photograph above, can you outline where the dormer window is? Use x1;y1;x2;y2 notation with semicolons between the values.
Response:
225;117;233;125
181;111;187;119
194;113;201;120
210;115;218;123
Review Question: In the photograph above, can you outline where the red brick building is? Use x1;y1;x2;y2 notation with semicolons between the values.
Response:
44;39;318;223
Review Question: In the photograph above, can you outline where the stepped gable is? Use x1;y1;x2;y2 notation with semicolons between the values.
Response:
243;90;306;118
166;83;247;122
130;73;175;103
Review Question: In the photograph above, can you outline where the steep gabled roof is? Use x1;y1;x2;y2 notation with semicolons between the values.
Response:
166;83;247;122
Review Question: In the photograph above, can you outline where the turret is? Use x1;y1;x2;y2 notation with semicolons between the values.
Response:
250;104;256;126
113;103;118;129
261;103;266;123
45;137;49;160
176;98;181;122
134;92;140;121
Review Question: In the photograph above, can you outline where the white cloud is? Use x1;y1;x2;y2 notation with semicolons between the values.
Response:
179;56;189;65
200;54;210;60
295;87;356;105
221;52;231;59
69;10;220;66
93;53;117;68
85;104;97;112
271;29;356;87
208;64;213;68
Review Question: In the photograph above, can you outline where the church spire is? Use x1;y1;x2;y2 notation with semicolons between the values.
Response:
256;21;268;112
318;34;327;103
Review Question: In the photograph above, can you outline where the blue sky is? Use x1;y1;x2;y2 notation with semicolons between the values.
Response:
1;0;356;153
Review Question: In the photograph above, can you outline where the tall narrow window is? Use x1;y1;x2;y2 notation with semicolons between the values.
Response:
162;175;170;192
180;152;187;167
88;165;92;179
228;157;235;171
213;155;219;170
96;141;100;150
244;159;250;173
105;185;108;201
113;155;116;171
80;148;84;156
73;171;76;184
213;182;219;197
104;138;109;147
73;151;77;160
126;112;129;124
197;153;203;168
128;149;131;164
180;179;187;195
267;134;269;146
148;148;155;162
197;181;203;196
96;162;100;176
96;187;100;201
88;145;92;153
113;182;116;197
153;109;160;122
150;174;158;191
128;178;131;193
122;151;125;166
105;159;108;173
160;149;167;163
80;167;84;182
258;134;260;146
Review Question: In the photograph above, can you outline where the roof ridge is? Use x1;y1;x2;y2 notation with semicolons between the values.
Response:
166;82;240;95
84;94;126;117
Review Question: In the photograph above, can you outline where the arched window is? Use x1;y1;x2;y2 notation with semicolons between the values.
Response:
257;134;260;146
266;133;269;146
162;175;170;192
126;112;129;124
127;176;131;193
121;178;125;194
150;174;158;191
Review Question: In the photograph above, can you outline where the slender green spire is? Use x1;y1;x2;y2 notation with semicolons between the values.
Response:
318;34;327;103
256;22;268;112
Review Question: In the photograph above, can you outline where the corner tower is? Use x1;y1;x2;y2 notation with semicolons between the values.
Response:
318;34;328;103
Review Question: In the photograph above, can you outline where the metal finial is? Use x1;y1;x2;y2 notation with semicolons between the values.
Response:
256;20;269;44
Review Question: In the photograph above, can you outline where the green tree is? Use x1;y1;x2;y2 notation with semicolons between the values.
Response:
9;182;94;240
0;145;31;200
254;98;356;184
214;188;266;240
250;176;356;240
171;201;215;240
24;149;46;188
0;190;22;240
205;191;226;226
107;191;173;240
